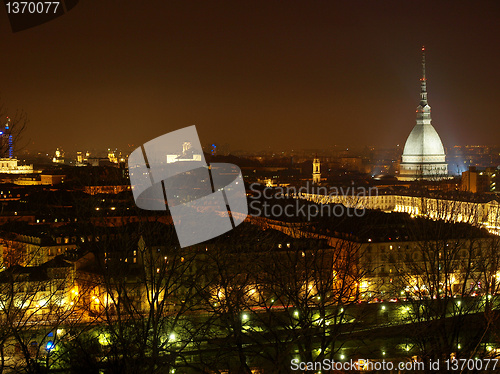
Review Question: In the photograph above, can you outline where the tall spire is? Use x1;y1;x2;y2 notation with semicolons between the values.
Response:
419;46;428;106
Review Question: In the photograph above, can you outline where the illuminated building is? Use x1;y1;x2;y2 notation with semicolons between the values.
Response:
461;166;499;193
41;174;65;185
399;47;448;181
76;151;91;166
0;118;33;174
297;191;500;234
257;177;277;187
359;235;493;296
1;117;13;158
107;149;125;164
0;230;79;267
312;156;321;184
52;148;65;164
166;141;202;163
83;184;131;195
108;149;118;163
0;158;34;174
0;257;78;312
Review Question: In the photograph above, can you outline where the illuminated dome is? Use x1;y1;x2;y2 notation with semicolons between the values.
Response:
402;114;445;156
399;47;448;181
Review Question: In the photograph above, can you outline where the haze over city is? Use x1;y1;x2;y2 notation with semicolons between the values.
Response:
2;2;500;373
1;1;500;153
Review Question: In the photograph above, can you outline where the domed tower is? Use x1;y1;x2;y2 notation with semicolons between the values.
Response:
399;47;448;181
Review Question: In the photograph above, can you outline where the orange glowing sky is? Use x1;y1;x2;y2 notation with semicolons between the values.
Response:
1;1;500;153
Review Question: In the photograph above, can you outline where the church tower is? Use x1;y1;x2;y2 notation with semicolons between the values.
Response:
399;46;448;181
312;156;321;184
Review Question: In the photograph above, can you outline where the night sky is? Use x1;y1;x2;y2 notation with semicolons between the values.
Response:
1;1;499;153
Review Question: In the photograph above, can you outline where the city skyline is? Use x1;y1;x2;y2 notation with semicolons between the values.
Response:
1;3;500;371
1;1;500;153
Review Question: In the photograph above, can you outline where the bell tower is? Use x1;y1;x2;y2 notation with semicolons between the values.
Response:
312;156;321;184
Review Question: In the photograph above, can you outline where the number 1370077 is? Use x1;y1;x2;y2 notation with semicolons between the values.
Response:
445;359;498;371
5;2;60;14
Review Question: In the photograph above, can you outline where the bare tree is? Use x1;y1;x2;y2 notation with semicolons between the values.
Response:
0;102;28;157
78;219;206;374
389;212;500;371
0;255;89;374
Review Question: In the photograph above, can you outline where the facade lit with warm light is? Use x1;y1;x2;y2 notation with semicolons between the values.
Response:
297;192;500;234
0;158;35;174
